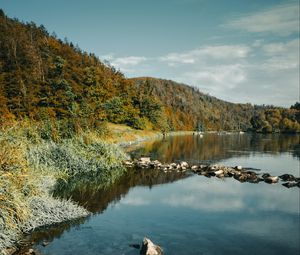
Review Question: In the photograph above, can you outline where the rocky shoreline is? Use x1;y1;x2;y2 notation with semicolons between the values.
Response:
124;157;300;188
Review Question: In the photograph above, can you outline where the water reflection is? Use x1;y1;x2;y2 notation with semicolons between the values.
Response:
129;133;300;163
34;175;299;255
19;134;299;255
53;169;189;213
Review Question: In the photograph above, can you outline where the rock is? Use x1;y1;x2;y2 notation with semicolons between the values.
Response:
124;161;134;167
170;163;177;168
261;173;270;179
140;237;163;255
214;170;224;176
140;157;151;163
238;174;247;182
279;174;295;182
235;166;242;170
264;176;279;184
180;161;189;168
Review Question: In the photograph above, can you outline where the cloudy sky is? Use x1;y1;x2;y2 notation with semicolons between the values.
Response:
1;0;299;106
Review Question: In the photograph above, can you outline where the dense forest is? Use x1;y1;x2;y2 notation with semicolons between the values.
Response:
0;10;299;133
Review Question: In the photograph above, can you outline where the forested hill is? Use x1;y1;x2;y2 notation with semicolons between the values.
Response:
0;10;299;133
131;77;255;131
131;77;300;132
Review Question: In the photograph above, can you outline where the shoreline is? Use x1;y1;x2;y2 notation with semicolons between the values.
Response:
1;127;299;255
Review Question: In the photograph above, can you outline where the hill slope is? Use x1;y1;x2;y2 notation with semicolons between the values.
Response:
0;10;299;133
132;77;255;131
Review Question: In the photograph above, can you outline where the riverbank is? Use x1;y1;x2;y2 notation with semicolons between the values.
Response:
3;121;283;254
0;120;196;255
0;121;128;255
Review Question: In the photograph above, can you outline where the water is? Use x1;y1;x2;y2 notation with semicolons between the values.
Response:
22;133;300;255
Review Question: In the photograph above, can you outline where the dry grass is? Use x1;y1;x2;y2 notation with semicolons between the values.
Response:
0;120;170;253
0;121;128;254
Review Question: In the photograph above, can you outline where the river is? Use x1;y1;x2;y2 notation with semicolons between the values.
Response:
20;133;300;255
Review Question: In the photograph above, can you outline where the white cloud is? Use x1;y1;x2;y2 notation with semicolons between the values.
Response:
162;193;244;212
100;55;148;74
120;196;150;206
100;38;298;106
182;64;246;90
226;2;299;36
160;45;250;65
262;39;299;71
111;56;147;66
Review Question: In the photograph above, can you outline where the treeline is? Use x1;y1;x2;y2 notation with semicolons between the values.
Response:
0;10;164;132
251;103;300;133
132;78;300;133
0;10;299;133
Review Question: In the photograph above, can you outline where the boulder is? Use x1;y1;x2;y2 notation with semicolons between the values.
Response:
140;238;163;255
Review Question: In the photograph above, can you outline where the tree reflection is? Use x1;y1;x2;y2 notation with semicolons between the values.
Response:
129;134;300;163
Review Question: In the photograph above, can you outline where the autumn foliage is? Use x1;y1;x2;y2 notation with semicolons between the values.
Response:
0;10;299;133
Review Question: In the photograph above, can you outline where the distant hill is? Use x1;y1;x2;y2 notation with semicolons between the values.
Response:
131;77;255;131
0;10;299;133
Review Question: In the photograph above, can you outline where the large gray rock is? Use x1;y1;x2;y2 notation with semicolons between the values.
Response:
140;237;163;255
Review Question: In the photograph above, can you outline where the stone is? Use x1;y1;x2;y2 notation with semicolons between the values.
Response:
214;170;224;176
191;165;198;170
180;161;189;168
140;157;151;163
279;174;295;182
140;237;163;255
235;166;242;170
264;176;279;184
262;173;270;179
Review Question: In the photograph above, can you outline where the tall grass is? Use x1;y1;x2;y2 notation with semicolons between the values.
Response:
0;120;127;254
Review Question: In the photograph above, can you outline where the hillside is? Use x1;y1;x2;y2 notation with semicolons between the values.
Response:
132;77;300;132
132;77;255;131
0;10;299;133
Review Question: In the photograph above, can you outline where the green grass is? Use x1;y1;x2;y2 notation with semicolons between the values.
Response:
0;120;127;254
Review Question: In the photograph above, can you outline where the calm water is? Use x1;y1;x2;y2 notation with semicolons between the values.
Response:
24;133;299;255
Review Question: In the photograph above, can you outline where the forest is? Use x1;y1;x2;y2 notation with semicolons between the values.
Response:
0;10;299;133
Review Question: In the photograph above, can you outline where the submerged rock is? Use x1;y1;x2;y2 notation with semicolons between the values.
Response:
140;237;163;255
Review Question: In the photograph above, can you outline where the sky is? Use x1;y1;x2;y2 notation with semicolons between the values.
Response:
0;0;299;107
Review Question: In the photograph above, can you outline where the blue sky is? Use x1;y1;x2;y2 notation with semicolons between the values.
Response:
0;0;299;106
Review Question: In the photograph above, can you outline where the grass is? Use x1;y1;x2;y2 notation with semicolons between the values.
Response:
0;120;128;254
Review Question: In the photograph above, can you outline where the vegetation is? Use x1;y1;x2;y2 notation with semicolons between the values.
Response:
0;10;299;133
0;121;126;254
132;78;300;133
250;106;300;133
0;8;299;254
